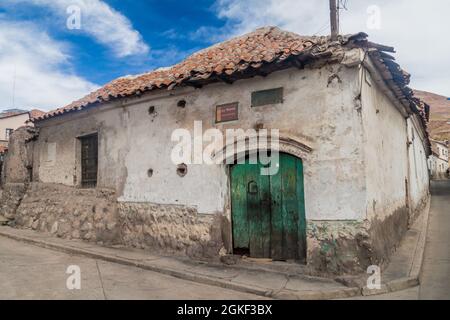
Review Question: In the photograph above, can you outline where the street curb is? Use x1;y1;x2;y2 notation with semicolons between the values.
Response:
0;197;431;300
0;229;271;298
0;228;362;300
409;197;431;280
361;196;431;297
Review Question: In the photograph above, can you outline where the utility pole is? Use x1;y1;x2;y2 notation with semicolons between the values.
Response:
329;0;339;41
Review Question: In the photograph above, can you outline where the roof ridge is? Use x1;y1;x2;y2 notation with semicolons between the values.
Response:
32;26;419;127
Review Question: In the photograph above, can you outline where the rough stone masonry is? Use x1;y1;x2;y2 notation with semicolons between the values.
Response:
0;128;223;260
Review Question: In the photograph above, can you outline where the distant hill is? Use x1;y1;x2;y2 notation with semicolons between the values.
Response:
414;90;450;141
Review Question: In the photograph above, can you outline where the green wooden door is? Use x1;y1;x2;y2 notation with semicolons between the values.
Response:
231;162;271;258
231;153;306;262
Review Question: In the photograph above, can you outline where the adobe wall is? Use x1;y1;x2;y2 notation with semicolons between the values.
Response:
360;62;431;270
0;127;37;221
0;59;431;275
33;64;367;222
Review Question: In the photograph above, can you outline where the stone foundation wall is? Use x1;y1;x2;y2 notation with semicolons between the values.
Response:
307;193;430;275
306;214;405;276
119;203;224;259
1;183;224;259
13;183;121;245
0;183;28;220
2;127;37;184
307;221;372;275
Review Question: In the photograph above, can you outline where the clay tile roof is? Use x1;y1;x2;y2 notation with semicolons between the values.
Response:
33;27;336;121
29;109;45;119
32;26;422;126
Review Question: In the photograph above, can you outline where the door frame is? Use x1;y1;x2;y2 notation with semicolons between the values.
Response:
216;136;312;257
226;144;311;262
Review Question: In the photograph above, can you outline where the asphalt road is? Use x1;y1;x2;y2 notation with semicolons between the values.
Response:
0;236;263;300
419;180;450;299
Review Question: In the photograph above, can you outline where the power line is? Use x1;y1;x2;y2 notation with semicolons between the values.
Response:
337;0;349;34
314;21;331;36
12;65;16;109
338;0;348;11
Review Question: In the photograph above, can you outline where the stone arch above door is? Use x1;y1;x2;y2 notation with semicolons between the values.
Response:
212;136;313;165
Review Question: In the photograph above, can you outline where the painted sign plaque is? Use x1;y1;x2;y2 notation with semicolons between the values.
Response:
216;102;239;123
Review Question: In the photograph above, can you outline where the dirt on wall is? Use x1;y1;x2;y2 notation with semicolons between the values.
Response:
306;202;426;276
307;221;373;275
368;206;409;267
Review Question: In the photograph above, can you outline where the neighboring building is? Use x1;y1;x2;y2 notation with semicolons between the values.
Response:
0;145;6;183
0;109;45;147
429;139;449;179
0;27;431;274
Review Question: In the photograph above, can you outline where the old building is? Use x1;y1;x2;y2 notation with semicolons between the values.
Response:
0;27;431;274
0;109;44;148
429;139;449;179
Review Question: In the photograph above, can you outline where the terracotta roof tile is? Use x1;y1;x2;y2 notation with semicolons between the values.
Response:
29;109;45;118
32;26;419;124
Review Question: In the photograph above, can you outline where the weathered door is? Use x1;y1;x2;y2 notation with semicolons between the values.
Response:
231;162;271;258
80;133;98;188
231;153;306;262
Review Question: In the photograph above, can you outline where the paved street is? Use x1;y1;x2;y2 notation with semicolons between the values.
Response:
0;236;263;300
1;180;449;300
352;180;450;300
419;180;450;299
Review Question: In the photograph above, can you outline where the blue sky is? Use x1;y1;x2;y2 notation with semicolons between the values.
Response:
1;0;223;86
0;0;449;111
59;0;224;85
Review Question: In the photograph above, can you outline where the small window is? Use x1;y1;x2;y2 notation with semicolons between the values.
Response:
79;134;98;188
5;128;13;140
251;87;283;107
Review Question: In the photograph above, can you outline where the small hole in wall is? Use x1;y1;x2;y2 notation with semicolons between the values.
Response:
177;164;188;177
177;100;187;108
147;169;154;178
148;106;156;115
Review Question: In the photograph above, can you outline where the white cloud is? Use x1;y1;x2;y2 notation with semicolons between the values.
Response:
211;0;450;97
10;0;150;57
0;21;98;111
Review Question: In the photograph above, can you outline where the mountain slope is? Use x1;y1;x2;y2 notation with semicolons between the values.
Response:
414;90;450;141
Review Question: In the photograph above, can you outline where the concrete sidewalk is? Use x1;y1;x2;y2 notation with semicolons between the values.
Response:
0;199;430;300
